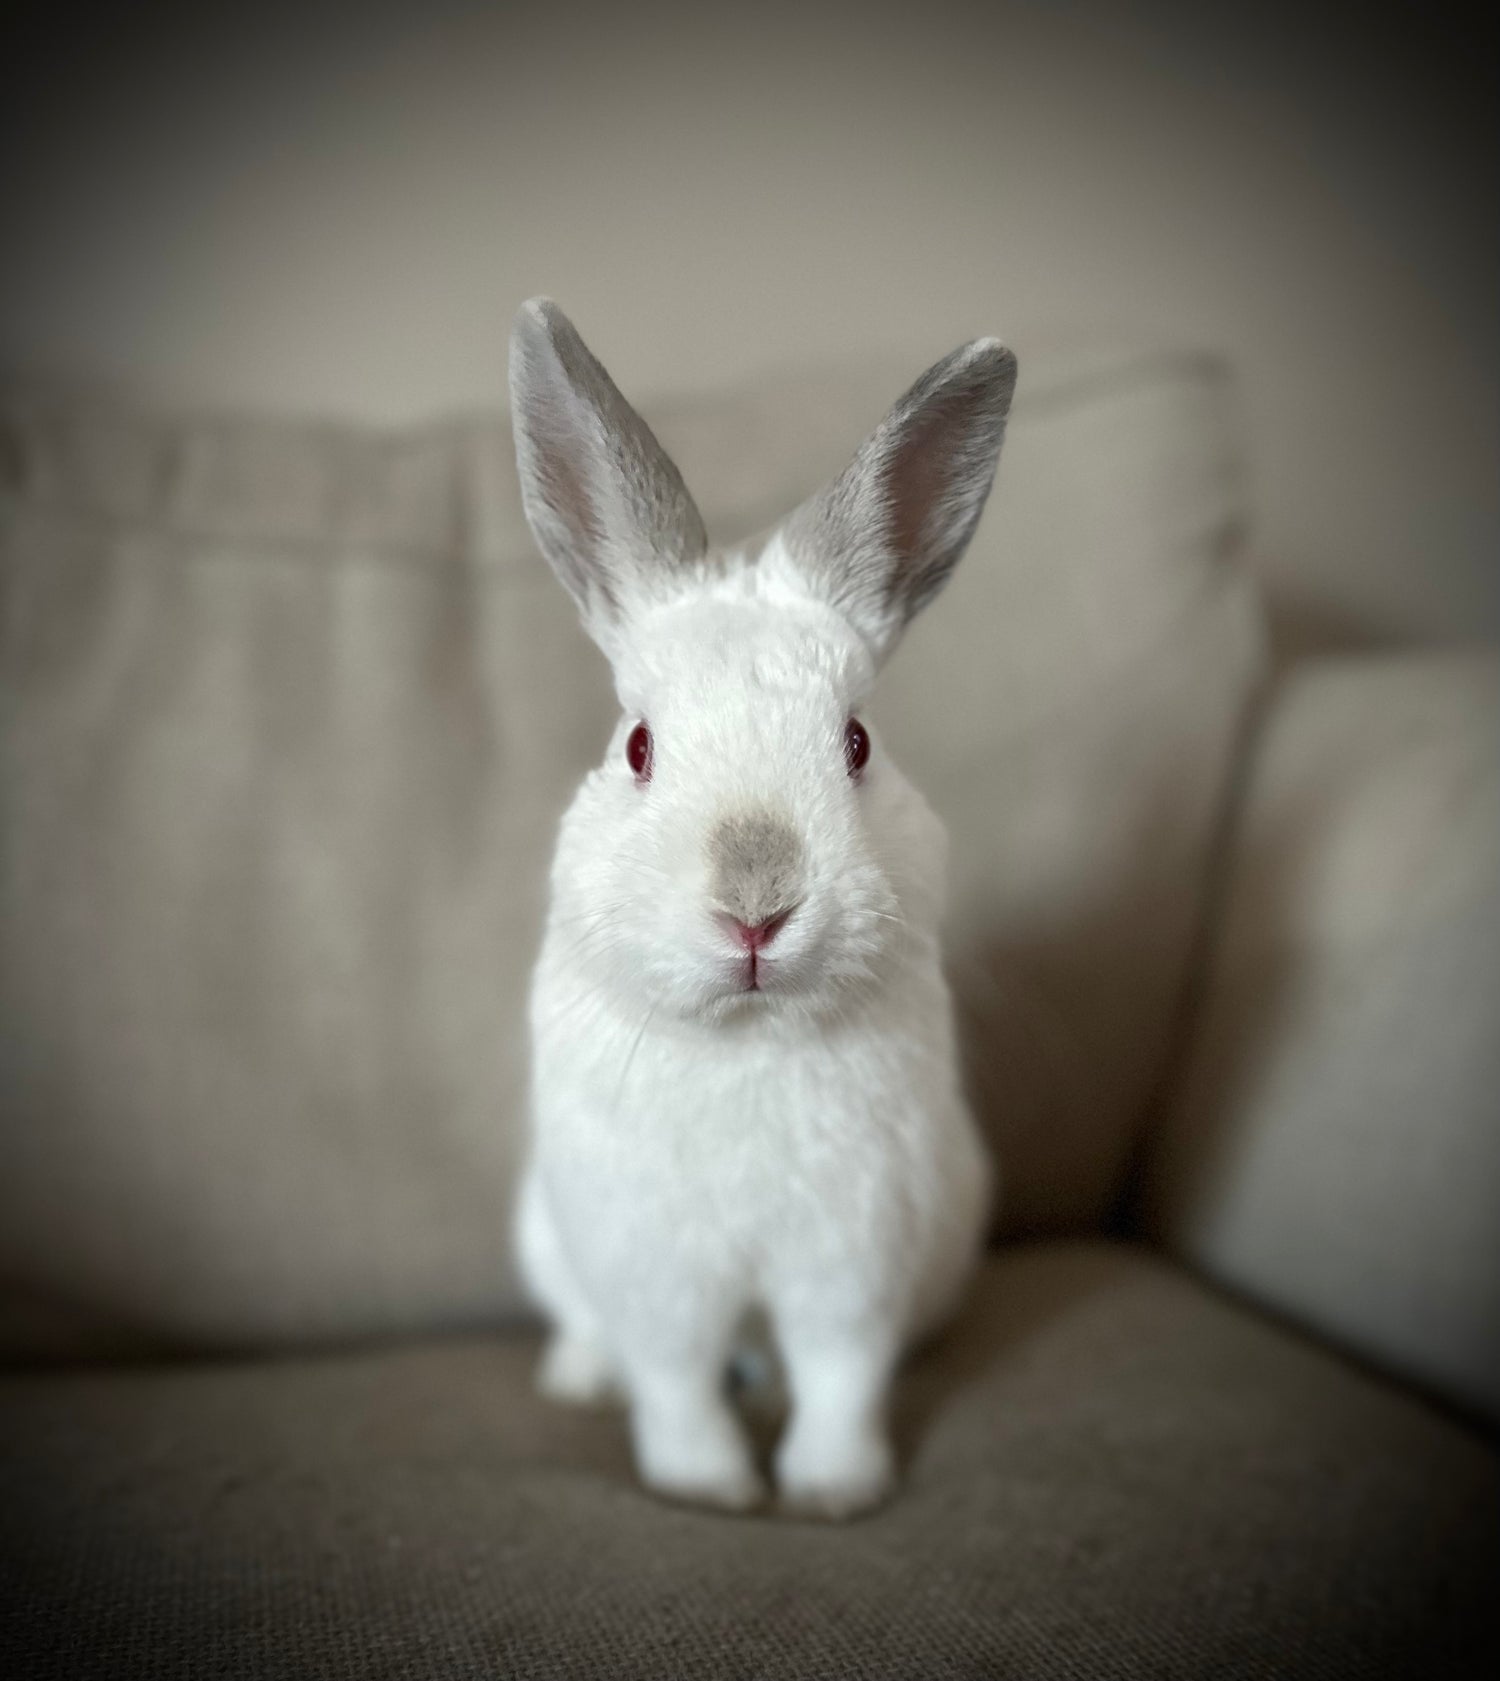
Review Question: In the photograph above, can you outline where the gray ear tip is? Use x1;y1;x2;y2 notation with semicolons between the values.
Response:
511;297;574;362
959;337;1019;396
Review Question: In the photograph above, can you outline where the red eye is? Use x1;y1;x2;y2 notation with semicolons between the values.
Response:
844;717;870;778
626;721;653;782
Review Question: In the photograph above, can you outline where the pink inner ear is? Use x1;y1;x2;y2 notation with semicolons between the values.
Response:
541;448;605;550
884;390;966;566
536;437;617;612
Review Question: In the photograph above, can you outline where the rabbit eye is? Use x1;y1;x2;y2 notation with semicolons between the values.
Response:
844;717;870;778
626;721;653;782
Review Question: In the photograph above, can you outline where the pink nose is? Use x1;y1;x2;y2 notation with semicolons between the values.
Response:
728;907;795;951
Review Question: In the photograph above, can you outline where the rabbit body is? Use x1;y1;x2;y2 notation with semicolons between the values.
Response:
520;581;989;1515
508;303;1017;1517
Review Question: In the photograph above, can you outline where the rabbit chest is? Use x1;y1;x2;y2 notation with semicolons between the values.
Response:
529;969;986;1316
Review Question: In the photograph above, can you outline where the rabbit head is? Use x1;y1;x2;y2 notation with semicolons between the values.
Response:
511;299;1016;1024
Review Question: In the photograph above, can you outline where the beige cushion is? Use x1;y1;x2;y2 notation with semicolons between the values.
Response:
1144;652;1500;1422
1;1243;1494;1679
0;349;1263;1352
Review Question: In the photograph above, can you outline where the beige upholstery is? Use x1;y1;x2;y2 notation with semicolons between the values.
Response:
1;1243;1493;1680
0;349;1262;1353
1145;652;1500;1422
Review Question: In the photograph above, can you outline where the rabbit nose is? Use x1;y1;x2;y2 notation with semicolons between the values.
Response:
707;809;806;935
722;907;796;952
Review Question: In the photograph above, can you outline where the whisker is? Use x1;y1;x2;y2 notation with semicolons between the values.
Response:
612;1001;659;1110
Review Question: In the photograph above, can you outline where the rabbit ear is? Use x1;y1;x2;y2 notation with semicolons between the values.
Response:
781;339;1017;664
510;299;708;645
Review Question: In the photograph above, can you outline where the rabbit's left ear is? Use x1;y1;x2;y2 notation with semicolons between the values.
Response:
780;338;1017;664
510;298;708;649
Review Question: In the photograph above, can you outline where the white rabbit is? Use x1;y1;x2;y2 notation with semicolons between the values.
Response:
509;300;1017;1519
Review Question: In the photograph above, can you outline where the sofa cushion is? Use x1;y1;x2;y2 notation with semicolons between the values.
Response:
1;1242;1493;1680
1142;651;1500;1423
0;400;581;1354
0;348;1264;1352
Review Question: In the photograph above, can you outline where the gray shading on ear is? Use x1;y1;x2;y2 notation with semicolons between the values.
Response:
509;298;708;640
781;338;1018;662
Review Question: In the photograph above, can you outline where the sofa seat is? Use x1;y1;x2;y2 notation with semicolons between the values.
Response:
2;1242;1493;1680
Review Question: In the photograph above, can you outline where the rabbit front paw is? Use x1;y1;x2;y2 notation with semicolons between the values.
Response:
633;1388;767;1513
642;1456;768;1514
775;1428;896;1521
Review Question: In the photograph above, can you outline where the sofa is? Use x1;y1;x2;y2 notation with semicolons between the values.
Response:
2;342;1496;1678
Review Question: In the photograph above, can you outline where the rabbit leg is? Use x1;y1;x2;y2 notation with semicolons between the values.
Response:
515;1166;620;1405
772;1311;900;1520
618;1313;766;1513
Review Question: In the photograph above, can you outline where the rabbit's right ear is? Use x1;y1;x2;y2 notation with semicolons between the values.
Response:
779;337;1017;666
509;299;708;650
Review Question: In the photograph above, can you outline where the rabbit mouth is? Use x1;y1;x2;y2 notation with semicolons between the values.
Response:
728;949;790;1002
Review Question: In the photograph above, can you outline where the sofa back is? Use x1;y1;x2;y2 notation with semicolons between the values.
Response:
0;346;1264;1354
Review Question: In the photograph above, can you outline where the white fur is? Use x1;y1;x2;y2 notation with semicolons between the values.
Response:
509;303;1010;1518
